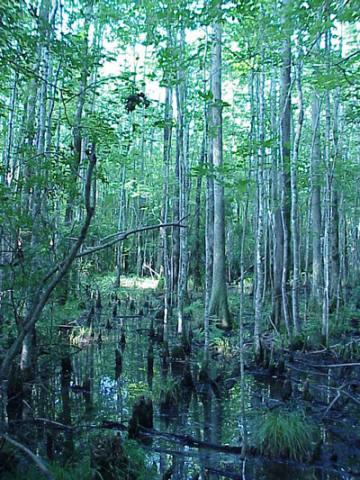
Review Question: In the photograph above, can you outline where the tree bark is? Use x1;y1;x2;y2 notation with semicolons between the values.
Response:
310;86;323;305
176;29;189;335
323;26;331;348
279;0;292;338
163;86;173;341
291;55;304;336
208;10;231;329
254;63;265;358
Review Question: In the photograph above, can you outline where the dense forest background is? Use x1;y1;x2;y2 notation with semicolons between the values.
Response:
1;0;360;478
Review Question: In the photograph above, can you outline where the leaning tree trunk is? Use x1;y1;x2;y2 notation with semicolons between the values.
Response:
208;10;231;329
1;145;97;380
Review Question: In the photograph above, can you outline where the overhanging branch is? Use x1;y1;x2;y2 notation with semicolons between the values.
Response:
77;220;187;259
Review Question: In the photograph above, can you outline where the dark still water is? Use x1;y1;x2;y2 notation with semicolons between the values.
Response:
3;294;360;480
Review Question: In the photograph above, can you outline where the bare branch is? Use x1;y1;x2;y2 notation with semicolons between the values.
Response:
2;434;54;479
334;50;360;66
77;220;187;259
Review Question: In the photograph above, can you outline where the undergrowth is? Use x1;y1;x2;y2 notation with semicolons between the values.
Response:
251;409;315;462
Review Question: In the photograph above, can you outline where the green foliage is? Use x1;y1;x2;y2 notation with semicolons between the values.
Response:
210;335;237;360
183;298;203;320
251;410;315;462
300;316;322;350
156;275;164;291
331;303;360;337
121;440;158;480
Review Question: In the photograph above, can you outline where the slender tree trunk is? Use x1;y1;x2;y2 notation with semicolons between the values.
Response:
21;0;52;379
136;54;148;278
204;141;211;365
176;30;189;335
279;0;292;339
208;11;231;329
238;69;253;457
304;194;312;325
310;86;323;305
254;63;265;359
203;31;211;364
291;55;303;336
65;6;91;225
163;86;173;342
116;165;127;287
331;87;341;307
3;70;17;183
279;0;292;338
172;124;180;293
193;132;205;291
323;27;331;348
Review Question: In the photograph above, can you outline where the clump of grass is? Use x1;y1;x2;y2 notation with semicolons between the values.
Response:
69;326;92;345
251;410;315;462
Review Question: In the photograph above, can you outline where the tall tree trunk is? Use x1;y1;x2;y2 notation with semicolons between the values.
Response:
310;86;323;305
331;87;341;308
254;63;265;359
238;67;253;457
172;123;180;293
116;165;127;287
21;0;52;380
291;55;303;336
208;10;231;329
163;86;173;342
65;6;91;225
193;132;205;291
279;0;292;338
177;29;189;335
323;26;331;348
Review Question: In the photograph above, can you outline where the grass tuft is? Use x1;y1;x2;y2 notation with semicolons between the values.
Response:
251;409;315;462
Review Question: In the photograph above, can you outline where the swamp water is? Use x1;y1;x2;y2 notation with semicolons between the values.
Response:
2;294;360;479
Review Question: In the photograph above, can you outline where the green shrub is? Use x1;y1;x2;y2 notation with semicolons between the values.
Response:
251;410;314;462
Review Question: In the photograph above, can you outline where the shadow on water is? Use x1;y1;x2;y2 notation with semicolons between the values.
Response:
3;297;360;479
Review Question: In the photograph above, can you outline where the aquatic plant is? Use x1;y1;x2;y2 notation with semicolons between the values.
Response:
251;410;315;462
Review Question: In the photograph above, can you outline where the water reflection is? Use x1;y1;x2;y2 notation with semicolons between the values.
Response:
5;304;359;480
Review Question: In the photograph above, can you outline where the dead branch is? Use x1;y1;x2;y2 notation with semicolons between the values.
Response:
312;362;360;368
143;263;160;278
35;417;74;430
76;221;187;259
2;434;54;479
322;390;341;418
